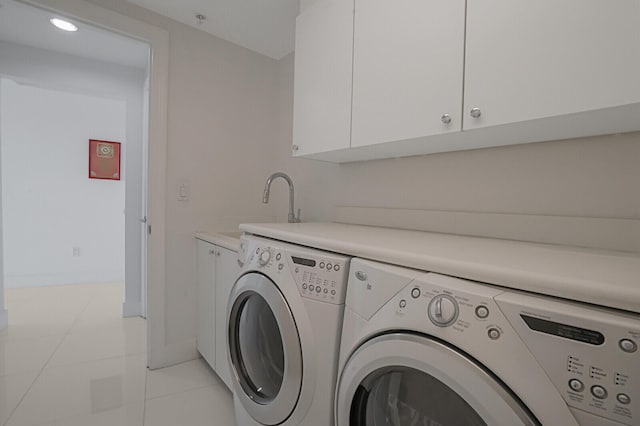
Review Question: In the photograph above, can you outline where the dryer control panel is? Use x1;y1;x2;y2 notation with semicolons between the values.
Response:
242;235;350;305
496;292;640;426
345;258;638;426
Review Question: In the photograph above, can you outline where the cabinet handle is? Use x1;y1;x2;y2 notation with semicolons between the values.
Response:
441;114;452;124
209;249;215;255
470;108;482;119
292;144;299;152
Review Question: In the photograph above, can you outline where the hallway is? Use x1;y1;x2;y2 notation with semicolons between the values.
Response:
0;283;234;425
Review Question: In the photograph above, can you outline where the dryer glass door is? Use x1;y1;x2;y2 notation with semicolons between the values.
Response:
228;272;303;425
338;333;539;426
354;365;486;425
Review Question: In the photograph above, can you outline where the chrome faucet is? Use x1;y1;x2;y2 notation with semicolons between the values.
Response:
263;172;300;223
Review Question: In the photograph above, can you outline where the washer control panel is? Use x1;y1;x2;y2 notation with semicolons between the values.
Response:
288;251;349;305
496;292;640;426
242;235;350;305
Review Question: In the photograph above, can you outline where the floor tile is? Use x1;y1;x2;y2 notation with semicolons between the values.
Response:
143;386;235;426
3;299;84;343
47;319;145;367
6;355;146;426
4;287;39;309
0;371;39;425
28;401;144;426
69;303;135;334
0;320;72;344
0;283;238;426
0;335;63;377
146;359;222;400
14;288;91;313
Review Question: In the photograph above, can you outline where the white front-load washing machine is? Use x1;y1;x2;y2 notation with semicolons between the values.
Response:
227;235;351;426
336;259;639;426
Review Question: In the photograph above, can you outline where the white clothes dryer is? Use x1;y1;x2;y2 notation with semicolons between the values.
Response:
336;259;639;426
228;235;351;426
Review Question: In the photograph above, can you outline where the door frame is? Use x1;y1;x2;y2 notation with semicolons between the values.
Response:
20;0;169;369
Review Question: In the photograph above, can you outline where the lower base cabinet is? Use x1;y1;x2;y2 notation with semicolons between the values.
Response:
213;246;239;389
196;239;241;390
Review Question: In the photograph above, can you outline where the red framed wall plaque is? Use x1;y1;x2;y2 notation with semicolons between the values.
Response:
89;139;121;180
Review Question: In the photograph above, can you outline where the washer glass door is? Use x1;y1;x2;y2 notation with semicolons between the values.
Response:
236;292;284;402
338;333;539;426
228;272;303;425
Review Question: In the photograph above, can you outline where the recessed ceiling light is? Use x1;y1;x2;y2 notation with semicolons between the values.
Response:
50;18;78;32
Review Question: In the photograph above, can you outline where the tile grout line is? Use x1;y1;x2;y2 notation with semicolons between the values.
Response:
2;294;93;426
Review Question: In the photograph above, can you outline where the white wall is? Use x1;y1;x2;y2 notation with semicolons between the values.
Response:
76;0;289;365
299;0;322;13
0;79;126;287
0;40;147;315
155;12;284;349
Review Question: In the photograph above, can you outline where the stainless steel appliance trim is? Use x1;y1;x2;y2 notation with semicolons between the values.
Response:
336;333;539;426
228;272;303;425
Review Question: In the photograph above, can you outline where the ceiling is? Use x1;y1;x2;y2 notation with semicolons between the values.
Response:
127;0;299;60
0;0;149;69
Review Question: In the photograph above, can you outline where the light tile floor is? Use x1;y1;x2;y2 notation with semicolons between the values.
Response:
0;283;235;426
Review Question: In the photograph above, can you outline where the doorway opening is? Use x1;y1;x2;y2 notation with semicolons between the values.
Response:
0;0;150;366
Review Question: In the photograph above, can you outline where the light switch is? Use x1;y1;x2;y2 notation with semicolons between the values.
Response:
178;183;189;201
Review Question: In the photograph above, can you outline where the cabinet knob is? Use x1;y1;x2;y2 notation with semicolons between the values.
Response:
470;108;482;119
216;251;221;257
209;249;215;255
441;114;452;124
292;144;299;152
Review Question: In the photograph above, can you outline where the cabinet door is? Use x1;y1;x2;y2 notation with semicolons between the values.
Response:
351;0;466;148
215;246;241;390
196;240;216;368
293;0;354;156
464;0;640;130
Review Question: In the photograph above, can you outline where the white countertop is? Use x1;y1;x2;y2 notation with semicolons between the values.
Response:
195;231;242;252
239;222;640;314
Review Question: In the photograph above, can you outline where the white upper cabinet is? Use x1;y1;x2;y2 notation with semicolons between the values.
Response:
293;0;640;162
292;0;354;156
463;0;640;130
351;0;466;148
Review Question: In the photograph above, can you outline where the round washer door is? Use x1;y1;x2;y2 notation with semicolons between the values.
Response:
228;272;303;425
337;333;539;426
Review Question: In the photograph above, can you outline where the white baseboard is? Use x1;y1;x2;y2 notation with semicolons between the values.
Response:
122;301;143;318
333;206;640;253
0;309;8;330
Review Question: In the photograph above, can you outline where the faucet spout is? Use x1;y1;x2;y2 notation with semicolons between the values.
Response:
263;172;300;223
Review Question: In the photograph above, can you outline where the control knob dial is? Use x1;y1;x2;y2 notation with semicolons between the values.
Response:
428;294;459;327
258;250;272;266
